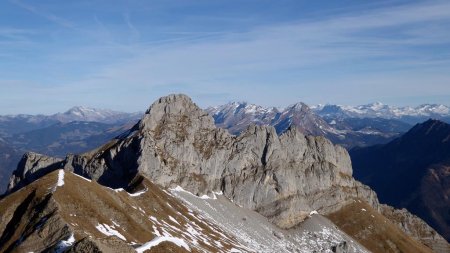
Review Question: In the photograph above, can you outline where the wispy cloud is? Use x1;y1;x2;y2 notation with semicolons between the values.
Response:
123;12;140;42
9;0;75;28
87;1;450;76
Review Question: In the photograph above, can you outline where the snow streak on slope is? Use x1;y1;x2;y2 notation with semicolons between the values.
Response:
95;223;127;241
136;236;190;252
56;170;65;187
51;169;65;192
170;187;370;253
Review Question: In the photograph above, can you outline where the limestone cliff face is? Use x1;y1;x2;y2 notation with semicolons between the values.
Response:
138;95;379;226
8;94;377;229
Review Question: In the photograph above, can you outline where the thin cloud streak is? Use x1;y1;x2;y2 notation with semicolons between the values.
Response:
86;1;450;80
9;0;75;29
123;12;140;42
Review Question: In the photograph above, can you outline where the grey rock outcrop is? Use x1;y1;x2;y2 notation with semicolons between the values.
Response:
67;237;135;253
7;152;63;193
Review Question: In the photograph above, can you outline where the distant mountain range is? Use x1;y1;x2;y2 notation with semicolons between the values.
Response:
206;102;329;135
350;119;450;242
207;102;425;148
0;107;141;193
8;121;135;157
0;106;142;138
312;102;450;124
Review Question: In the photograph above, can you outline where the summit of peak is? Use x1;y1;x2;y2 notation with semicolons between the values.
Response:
65;106;104;113
412;118;449;132
144;94;195;114
287;102;310;112
140;94;215;131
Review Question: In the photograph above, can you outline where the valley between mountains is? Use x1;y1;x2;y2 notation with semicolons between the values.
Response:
0;94;449;253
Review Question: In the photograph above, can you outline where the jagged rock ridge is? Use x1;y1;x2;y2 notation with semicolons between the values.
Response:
207;102;407;148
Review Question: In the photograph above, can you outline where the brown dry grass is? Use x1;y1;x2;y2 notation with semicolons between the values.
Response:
55;171;243;252
327;199;433;253
0;170;63;252
0;170;245;252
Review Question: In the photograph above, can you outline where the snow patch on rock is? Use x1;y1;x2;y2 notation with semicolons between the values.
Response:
54;234;75;253
130;187;148;197
136;236;190;252
95;223;127;241
57;170;65;187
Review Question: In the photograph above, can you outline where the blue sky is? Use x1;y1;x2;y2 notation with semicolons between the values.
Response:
1;0;450;114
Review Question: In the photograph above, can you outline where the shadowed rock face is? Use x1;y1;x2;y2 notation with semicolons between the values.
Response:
6;94;449;252
351;119;450;243
0;139;22;193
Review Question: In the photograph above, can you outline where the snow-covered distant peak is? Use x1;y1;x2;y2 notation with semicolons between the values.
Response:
207;102;279;116
51;106;142;124
416;104;450;115
286;102;309;112
64;106;116;116
309;104;324;110
55;106;124;123
369;101;384;106
312;102;450;120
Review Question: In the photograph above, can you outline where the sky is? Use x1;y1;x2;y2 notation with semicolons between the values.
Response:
0;0;450;114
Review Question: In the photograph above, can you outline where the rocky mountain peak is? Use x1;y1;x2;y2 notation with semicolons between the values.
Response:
412;118;448;130
140;94;215;132
143;94;194;114
62;106;114;119
286;102;310;112
65;106;93;114
401;119;450;143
